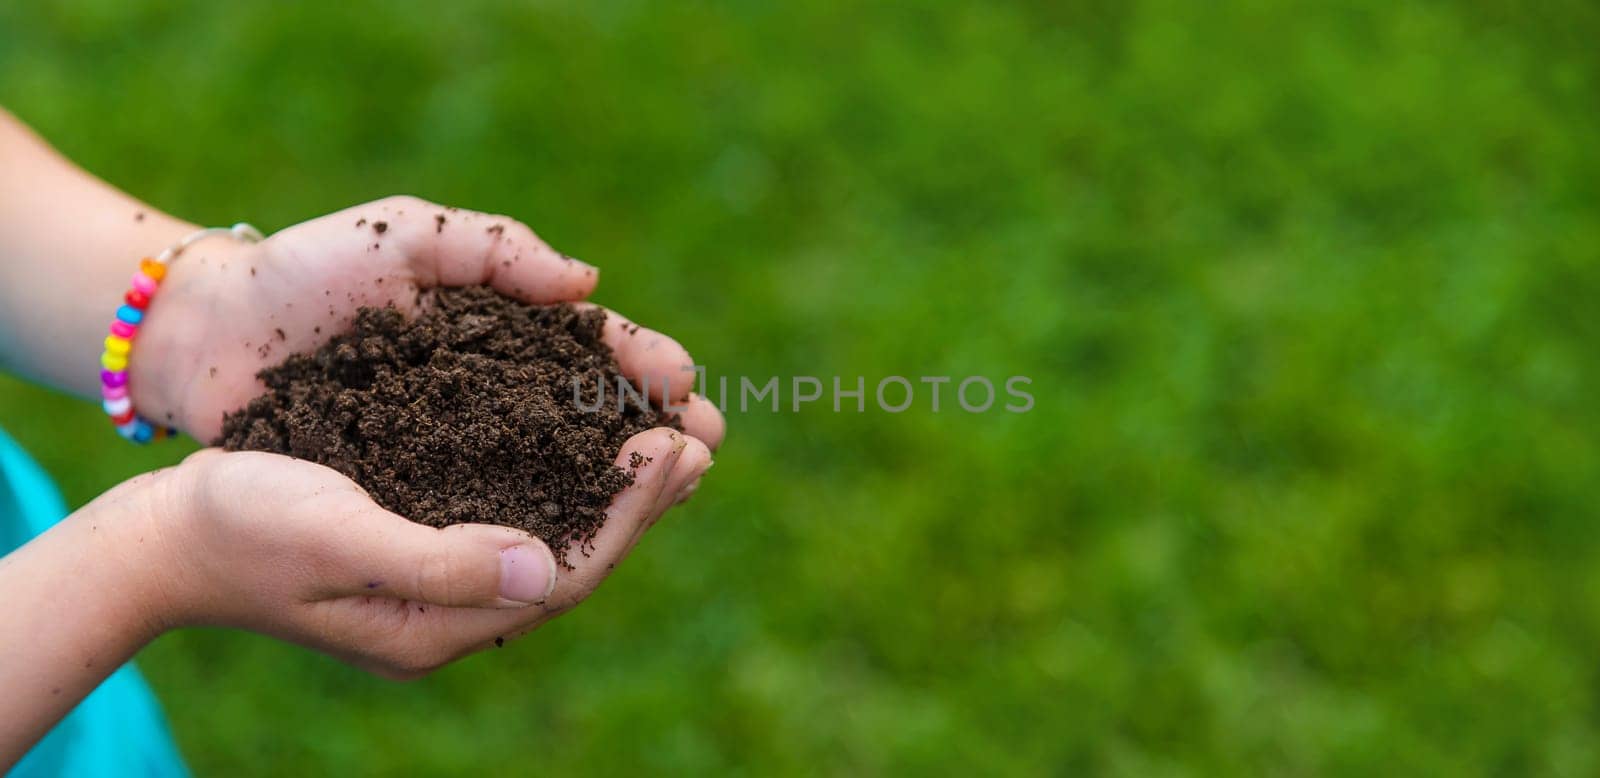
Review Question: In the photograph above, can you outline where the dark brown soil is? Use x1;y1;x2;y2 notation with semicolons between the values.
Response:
216;286;674;563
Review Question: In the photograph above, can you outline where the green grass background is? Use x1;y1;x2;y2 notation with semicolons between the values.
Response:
3;0;1599;774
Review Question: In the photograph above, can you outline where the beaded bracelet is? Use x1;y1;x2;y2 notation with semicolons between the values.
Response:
101;223;264;443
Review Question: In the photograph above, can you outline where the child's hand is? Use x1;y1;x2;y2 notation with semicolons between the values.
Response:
92;197;723;676
130;195;724;449
118;429;709;678
0;123;729;750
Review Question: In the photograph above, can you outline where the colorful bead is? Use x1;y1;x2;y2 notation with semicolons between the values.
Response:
107;255;151;440
115;418;154;443
138;258;167;282
107;236;247;444
131;273;158;296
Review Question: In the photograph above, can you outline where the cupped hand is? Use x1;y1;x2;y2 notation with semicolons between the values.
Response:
115;196;725;676
132;195;724;449
132;429;710;679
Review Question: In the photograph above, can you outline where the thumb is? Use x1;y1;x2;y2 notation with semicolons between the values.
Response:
329;518;559;609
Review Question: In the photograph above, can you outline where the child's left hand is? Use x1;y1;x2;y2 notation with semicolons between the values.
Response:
129;195;724;449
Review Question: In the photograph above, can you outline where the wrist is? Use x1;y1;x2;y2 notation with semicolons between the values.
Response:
126;232;249;434
55;467;192;648
96;216;195;430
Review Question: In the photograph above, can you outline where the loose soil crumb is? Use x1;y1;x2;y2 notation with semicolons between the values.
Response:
216;286;676;563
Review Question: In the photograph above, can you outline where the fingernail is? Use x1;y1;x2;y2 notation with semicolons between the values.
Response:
676;477;703;504
499;544;557;604
671;457;712;504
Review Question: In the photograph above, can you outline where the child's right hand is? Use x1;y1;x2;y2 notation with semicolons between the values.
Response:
98;429;709;678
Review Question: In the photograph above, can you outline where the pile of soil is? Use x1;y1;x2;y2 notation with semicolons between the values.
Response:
217;286;675;563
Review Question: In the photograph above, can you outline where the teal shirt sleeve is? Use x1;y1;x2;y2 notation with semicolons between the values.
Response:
0;429;189;778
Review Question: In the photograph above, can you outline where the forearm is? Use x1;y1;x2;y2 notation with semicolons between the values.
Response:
0;476;172;769
0;107;196;399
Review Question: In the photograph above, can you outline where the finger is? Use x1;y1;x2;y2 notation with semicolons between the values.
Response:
650;436;711;527
677;393;726;451
674;476;704;505
618;434;712;555
370;196;599;303
586;301;726;447
670;441;714;505
375;428;687;651
573;303;697;405
307;493;558;609
536;428;697;619
560;428;686;587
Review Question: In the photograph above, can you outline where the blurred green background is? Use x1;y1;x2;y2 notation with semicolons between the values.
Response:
3;0;1599;774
